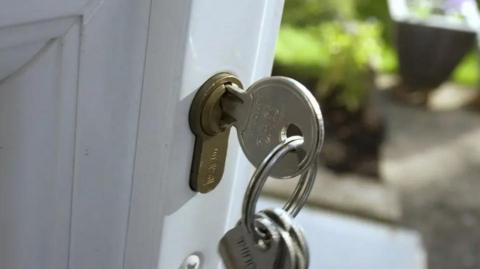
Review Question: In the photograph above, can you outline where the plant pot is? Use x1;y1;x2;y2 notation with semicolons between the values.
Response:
394;21;475;91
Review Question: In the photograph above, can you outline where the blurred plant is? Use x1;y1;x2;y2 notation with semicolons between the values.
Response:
407;0;435;18
276;0;389;111
277;0;478;91
453;52;479;86
282;0;356;25
280;23;384;111
326;24;381;111
406;0;474;19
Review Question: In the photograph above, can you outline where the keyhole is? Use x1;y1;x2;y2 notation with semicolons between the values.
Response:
281;123;303;140
286;123;302;138
281;124;306;163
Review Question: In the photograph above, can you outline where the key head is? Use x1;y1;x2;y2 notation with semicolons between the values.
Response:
219;216;297;269
237;77;324;178
259;208;310;269
219;218;281;269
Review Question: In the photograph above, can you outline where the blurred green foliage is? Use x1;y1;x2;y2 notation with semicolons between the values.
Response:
275;0;479;99
276;0;393;111
453;53;478;87
282;0;356;24
277;23;386;111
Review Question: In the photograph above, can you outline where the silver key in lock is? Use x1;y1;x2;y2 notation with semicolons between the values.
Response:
223;77;323;178
189;72;324;193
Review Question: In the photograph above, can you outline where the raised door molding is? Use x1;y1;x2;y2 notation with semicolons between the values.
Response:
0;0;151;268
0;17;80;269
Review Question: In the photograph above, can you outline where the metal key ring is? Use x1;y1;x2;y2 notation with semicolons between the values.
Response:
241;136;318;236
283;158;317;217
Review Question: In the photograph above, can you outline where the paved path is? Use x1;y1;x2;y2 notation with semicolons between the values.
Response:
379;90;480;269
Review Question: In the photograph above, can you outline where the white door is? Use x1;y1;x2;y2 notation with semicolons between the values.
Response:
0;1;284;268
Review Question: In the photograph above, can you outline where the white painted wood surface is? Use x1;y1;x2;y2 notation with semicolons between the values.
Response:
0;1;284;268
125;1;284;268
0;22;79;269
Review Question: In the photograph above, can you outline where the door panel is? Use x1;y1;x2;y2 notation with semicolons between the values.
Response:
68;1;150;268
0;0;151;268
0;0;284;268
0;0;90;27
0;19;80;269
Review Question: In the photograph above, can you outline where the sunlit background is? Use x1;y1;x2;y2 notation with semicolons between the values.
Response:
262;0;480;268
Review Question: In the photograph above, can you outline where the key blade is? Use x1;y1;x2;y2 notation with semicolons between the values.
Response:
221;84;253;132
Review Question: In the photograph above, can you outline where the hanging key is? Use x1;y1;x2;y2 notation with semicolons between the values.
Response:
259;208;309;269
219;215;297;269
219;136;317;269
189;72;324;193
